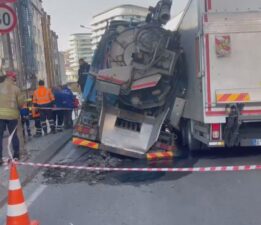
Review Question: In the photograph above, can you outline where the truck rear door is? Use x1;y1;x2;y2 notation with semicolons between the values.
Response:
203;10;261;119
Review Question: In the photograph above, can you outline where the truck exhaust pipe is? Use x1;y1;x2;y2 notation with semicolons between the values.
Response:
147;0;172;25
159;3;171;24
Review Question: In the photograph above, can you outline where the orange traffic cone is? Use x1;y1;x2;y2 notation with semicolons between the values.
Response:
6;163;40;225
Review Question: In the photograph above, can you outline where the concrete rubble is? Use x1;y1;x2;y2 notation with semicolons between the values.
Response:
42;149;123;185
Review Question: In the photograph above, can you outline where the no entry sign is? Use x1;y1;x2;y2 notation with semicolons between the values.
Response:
0;4;17;34
0;0;17;3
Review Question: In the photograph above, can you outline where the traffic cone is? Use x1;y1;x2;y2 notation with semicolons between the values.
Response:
6;163;40;225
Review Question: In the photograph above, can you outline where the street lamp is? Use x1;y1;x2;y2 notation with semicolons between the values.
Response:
80;25;92;30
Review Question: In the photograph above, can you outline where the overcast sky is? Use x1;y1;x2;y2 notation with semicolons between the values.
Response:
43;0;188;51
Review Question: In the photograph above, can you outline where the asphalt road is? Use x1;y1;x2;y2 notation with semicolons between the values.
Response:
1;143;261;225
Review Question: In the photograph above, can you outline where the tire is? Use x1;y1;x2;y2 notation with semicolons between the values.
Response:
180;119;188;147
187;120;201;151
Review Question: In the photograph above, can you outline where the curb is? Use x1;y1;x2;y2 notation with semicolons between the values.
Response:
0;130;72;207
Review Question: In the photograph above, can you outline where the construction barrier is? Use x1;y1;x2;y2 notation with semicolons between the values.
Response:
1;158;261;224
31;107;74;111
6;163;40;225
2;160;261;173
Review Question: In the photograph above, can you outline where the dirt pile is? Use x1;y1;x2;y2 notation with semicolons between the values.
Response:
42;150;122;185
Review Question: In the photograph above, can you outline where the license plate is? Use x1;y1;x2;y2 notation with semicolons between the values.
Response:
253;139;261;146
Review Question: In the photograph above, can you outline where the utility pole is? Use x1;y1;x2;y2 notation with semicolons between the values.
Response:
6;33;14;70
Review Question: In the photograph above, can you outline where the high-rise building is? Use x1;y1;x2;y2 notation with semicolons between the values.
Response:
15;0;38;91
68;33;92;81
91;5;148;52
5;27;25;90
63;50;75;83
42;11;53;87
42;11;62;87
58;52;67;85
51;31;61;86
31;0;47;83
0;1;61;92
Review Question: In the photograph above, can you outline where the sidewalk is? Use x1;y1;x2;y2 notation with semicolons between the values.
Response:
0;129;72;207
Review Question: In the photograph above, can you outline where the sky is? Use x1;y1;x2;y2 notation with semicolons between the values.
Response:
42;0;189;51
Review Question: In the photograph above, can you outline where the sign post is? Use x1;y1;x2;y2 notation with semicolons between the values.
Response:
0;3;17;34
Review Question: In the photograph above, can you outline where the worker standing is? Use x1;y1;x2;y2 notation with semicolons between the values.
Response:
62;85;74;129
17;117;27;160
78;58;90;92
20;103;32;137
32;106;42;137
0;71;25;165
73;95;80;118
52;86;65;132
33;80;55;135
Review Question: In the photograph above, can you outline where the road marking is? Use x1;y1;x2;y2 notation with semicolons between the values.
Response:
25;147;77;208
1;142;78;217
26;185;47;208
64;149;76;161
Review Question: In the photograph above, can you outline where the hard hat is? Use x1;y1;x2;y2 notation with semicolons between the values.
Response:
6;71;17;79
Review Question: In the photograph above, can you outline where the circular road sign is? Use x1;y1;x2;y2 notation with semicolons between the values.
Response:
0;4;17;34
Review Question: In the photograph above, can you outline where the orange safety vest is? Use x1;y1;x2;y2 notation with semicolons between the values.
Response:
33;86;55;105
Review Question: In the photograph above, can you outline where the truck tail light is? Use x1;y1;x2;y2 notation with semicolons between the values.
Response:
211;124;221;140
82;127;90;134
81;127;97;135
75;125;83;133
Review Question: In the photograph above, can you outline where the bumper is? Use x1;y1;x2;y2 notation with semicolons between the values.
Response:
207;139;261;148
240;138;261;147
72;138;147;158
72;137;178;159
72;137;99;149
208;141;225;147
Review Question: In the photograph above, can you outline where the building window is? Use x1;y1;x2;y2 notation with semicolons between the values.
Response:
35;43;38;53
33;26;36;37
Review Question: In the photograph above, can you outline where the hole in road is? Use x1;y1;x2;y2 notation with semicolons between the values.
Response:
112;171;166;184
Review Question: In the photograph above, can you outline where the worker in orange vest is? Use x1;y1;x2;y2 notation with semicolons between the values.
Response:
32;106;42;137
32;80;55;135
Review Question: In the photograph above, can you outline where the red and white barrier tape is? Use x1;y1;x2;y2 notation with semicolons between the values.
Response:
33;107;74;111
3;160;261;173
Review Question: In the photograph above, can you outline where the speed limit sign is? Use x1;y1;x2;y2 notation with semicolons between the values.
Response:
0;4;17;34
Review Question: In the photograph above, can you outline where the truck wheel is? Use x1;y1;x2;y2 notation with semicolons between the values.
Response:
187;120;201;151
180;120;188;147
